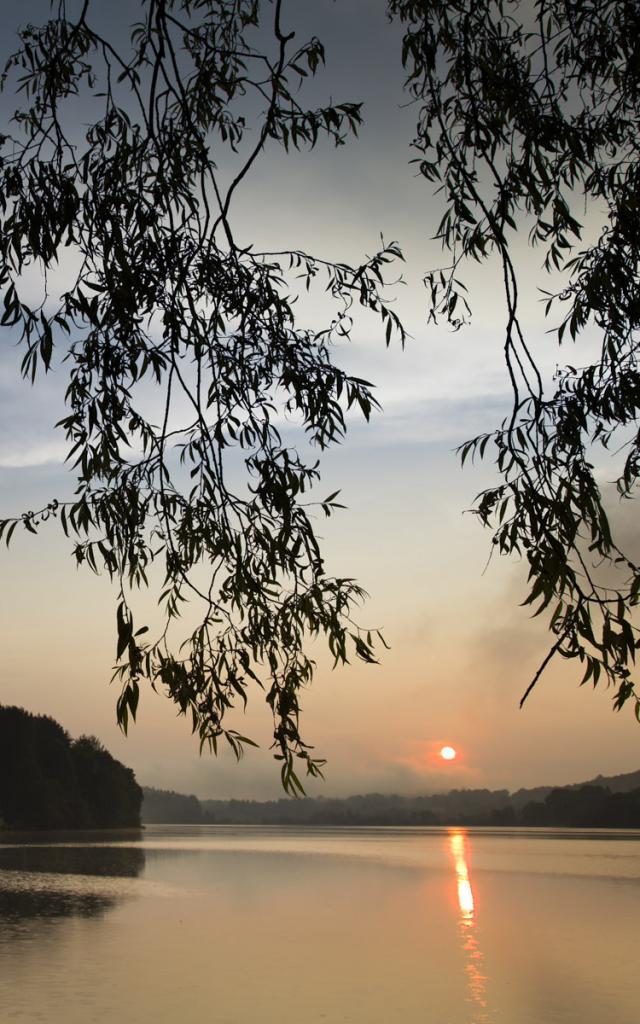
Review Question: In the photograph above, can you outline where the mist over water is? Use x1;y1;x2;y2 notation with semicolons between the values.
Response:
0;826;638;1024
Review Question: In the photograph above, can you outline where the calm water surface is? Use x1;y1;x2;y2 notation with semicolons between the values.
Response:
0;825;638;1023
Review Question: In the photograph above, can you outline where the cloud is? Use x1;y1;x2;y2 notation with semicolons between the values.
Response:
0;440;67;469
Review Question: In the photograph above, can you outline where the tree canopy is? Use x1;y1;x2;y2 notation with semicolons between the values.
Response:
0;705;142;828
1;0;639;789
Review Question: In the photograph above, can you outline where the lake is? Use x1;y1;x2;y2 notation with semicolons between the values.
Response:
0;826;638;1023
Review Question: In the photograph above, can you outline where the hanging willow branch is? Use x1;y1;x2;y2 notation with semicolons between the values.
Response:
391;0;640;718
0;0;405;792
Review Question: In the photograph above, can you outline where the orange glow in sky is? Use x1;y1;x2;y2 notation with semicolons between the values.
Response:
440;745;457;761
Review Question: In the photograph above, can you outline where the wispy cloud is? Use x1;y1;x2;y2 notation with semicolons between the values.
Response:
0;439;67;470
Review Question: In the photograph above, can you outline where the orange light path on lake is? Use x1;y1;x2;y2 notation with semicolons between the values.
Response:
448;830;493;1023
450;829;474;917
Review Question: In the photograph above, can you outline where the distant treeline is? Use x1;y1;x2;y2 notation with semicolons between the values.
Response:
142;769;640;828
0;706;142;830
142;786;203;824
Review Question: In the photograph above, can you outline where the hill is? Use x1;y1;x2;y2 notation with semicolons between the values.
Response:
141;768;640;828
0;706;142;830
579;769;640;793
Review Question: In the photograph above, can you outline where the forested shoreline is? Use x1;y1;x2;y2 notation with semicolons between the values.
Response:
3;702;637;831
143;770;640;829
0;706;142;830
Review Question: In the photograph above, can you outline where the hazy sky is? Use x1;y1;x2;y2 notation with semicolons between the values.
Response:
1;0;639;800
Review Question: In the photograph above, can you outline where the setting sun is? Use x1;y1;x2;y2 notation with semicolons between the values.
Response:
440;746;457;761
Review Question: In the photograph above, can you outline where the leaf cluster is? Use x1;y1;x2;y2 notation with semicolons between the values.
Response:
390;0;640;716
0;0;405;791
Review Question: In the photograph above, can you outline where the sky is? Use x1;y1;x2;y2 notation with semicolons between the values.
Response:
1;0;639;801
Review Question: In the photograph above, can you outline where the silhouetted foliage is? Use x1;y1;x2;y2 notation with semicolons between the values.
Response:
521;785;640;828
142;786;203;824
72;735;143;827
142;767;640;827
0;706;142;829
0;0;402;794
2;1;640;790
390;0;640;716
200;792;442;826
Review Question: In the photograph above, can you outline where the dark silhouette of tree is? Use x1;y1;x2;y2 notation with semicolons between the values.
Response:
72;735;143;827
0;706;142;829
0;706;79;828
0;0;403;794
142;773;640;827
520;784;640;828
390;0;640;717
142;786;203;824
2;1;640;791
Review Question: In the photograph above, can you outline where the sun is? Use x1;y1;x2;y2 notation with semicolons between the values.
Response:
440;745;457;761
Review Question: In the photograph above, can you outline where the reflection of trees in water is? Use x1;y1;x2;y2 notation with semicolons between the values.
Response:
0;886;115;922
0;844;146;926
0;843;145;878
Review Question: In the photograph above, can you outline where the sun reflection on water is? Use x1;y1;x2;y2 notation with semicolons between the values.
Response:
451;830;475;918
448;830;494;1024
